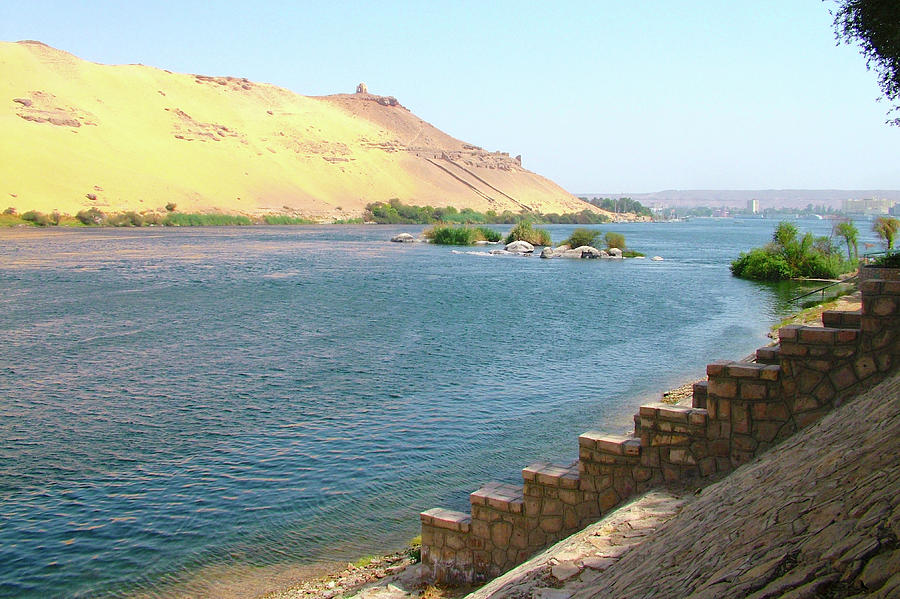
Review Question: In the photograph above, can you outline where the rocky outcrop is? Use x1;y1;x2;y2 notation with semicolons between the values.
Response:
541;245;611;259
356;82;368;94
390;233;416;243
505;240;534;254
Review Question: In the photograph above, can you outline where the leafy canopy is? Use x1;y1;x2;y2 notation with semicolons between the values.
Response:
833;0;900;125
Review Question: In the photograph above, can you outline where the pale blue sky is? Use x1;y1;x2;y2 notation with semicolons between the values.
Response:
2;1;897;193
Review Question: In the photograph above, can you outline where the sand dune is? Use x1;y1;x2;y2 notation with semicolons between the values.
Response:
1;41;603;220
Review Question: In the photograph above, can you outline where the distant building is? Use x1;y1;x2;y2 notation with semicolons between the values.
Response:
747;199;759;214
843;198;894;215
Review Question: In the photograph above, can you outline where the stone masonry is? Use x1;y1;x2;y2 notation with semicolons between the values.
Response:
420;279;900;585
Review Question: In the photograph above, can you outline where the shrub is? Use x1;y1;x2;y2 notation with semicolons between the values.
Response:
4;207;16;215
263;215;315;225
871;252;900;268
76;207;106;225
165;202;177;212
474;226;501;242
427;226;477;245
505;221;551;246
731;248;793;281
564;228;601;248
874;216;899;250
604;232;626;250
21;210;51;226
107;211;144;227
163;213;252;226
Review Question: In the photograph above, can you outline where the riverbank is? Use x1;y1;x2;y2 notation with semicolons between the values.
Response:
258;290;866;599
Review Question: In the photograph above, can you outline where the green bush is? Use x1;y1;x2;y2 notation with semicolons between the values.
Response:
263;215;315;225
604;232;626;250
21;210;51;226
3;207;16;215
564;228;601;248
76;208;106;225
427;226;477;245
474;226;501;242
163;213;252;226
870;252;900;268
731;249;794;280
505;221;551;246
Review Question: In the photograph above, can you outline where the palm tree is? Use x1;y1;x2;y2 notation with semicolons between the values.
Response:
873;216;900;250
834;220;859;261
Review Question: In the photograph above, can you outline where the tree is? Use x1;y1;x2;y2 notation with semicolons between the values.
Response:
833;219;860;260
873;216;900;250
833;0;900;125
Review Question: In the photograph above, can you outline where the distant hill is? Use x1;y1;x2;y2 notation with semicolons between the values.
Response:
582;189;900;209
1;40;603;220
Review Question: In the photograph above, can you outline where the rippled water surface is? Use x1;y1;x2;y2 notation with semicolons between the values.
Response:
0;221;851;597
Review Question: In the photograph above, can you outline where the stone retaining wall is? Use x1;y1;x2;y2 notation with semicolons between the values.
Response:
420;279;900;585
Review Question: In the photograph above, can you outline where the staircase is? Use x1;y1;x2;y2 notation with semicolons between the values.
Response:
420;280;900;585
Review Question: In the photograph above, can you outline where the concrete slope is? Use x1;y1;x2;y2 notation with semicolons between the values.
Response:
467;371;900;599
1;40;604;220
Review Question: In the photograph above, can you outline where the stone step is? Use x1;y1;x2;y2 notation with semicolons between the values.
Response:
822;309;861;328
470;482;524;514
755;344;781;365
522;461;580;489
778;326;859;353
421;507;471;532
707;360;781;381
692;380;708;409
579;432;642;457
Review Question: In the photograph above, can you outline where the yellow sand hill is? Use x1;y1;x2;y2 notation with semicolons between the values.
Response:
1;40;603;220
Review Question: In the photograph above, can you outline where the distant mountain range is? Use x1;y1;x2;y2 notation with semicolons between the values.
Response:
580;190;900;209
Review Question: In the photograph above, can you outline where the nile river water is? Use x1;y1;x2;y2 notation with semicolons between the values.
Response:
0;219;861;598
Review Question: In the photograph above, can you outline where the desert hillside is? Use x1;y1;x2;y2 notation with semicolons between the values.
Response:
0;40;602;220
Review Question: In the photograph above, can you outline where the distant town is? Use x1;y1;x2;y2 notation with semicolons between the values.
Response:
580;192;900;221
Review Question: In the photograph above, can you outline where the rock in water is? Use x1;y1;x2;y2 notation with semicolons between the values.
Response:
608;247;623;259
390;233;416;243
652;256;664;261
505;240;535;254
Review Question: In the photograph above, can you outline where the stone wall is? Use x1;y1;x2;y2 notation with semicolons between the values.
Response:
420;279;900;585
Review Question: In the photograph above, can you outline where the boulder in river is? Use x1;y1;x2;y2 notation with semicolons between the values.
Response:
505;240;535;254
652;256;664;261
608;247;623;259
390;233;416;243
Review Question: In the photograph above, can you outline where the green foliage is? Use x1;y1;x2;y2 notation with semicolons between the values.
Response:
623;250;645;258
505;221;551;246
365;199;607;225
427;226;477;245
873;216;899;249
833;220;860;260
563;228;601;248
732;220;855;281
263;215;316;225
163;213;252;226
76;207;106;225
475;226;502;242
3;207;16;215
588;197;652;217
425;225;501;245
871;251;900;267
604;231;626;250
21;210;51;226
540;209;609;224
332;217;365;224
731;249;794;280
833;0;900;125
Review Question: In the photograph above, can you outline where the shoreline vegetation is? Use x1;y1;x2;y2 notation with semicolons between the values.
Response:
0;198;654;229
260;287;860;599
730;220;859;282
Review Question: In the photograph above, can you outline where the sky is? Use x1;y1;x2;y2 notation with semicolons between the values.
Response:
2;0;898;194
